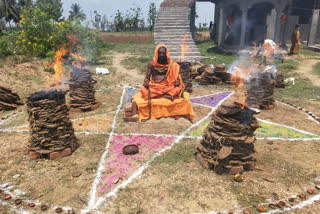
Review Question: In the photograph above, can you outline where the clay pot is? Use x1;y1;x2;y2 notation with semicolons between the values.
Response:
41;205;48;211
257;206;265;212
122;144;139;155
56;208;63;213
288;198;295;202
4;194;11;200
299;194;307;200
243;209;251;214
268;203;277;209
278;201;285;207
307;189;314;194
28;202;35;207
15;199;22;205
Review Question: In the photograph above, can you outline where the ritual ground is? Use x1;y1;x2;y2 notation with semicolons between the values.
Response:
0;40;320;214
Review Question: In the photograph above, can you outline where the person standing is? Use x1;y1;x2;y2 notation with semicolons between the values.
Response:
209;21;214;40
289;24;301;55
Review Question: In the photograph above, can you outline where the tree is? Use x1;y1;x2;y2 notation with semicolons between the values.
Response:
91;10;101;30
100;15;107;32
147;2;157;31
69;3;86;22
131;7;142;31
17;0;33;8
35;0;63;21
114;10;124;32
1;0;20;31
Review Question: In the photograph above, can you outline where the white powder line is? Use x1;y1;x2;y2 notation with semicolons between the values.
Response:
192;102;215;109
0;183;73;213
264;193;320;214
85;87;127;211
1;129;318;143
256;137;320;141
278;101;320;126
75;131;111;135
257;118;320;137
0;111;22;126
0;128;28;133
116;132;200;139
190;91;232;100
0;200;33;214
308;115;320;125
90;91;234;212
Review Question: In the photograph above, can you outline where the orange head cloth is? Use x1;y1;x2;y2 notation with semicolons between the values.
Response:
152;44;171;70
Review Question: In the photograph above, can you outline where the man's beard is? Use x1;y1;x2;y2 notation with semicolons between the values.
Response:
158;56;168;65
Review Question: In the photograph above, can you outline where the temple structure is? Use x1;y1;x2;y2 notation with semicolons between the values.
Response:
196;0;320;49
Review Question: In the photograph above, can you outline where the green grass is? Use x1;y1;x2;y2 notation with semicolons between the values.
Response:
152;141;195;166
312;62;320;77
275;59;299;73
120;56;150;74
196;40;237;66
299;46;320;57
275;77;320;101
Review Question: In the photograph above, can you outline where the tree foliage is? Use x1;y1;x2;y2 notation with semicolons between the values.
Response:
35;0;63;21
69;3;86;22
147;2;157;31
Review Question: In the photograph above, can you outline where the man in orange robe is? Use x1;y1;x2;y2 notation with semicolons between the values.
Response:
141;44;184;100
290;24;301;55
132;44;194;121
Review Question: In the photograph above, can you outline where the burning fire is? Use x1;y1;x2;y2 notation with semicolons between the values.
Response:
44;35;87;90
228;39;280;108
179;34;191;62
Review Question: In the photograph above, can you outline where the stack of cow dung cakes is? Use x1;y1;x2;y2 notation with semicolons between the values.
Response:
0;85;24;111
69;68;99;112
193;65;230;85
247;72;275;110
196;97;260;174
178;62;193;93
27;90;78;159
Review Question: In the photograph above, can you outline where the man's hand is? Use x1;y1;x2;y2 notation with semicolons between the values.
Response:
143;78;150;89
174;79;180;87
162;94;174;101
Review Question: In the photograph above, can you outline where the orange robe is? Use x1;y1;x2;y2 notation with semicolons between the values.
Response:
140;48;184;100
134;44;194;121
290;30;301;54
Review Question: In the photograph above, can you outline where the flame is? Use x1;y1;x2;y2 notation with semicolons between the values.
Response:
44;34;87;90
179;34;190;62
71;52;87;70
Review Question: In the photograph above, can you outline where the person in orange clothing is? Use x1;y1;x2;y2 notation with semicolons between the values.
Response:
132;44;194;121
141;44;185;101
289;24;301;55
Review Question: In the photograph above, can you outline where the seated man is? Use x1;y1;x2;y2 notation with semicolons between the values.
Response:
131;44;194;121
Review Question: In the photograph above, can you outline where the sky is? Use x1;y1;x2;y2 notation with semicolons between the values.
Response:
62;0;214;27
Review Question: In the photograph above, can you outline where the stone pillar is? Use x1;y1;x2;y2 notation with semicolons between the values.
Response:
266;9;276;40
274;9;283;43
218;5;225;46
190;1;196;38
308;9;320;46
280;13;288;48
215;5;220;42
240;10;248;48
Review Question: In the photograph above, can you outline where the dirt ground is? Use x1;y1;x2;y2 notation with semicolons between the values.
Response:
1;48;320;213
293;57;320;87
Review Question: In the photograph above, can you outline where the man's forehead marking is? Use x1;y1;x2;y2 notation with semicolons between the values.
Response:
159;47;166;52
